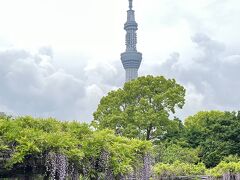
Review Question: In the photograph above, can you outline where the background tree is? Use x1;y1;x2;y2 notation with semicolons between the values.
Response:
184;111;240;167
92;75;186;140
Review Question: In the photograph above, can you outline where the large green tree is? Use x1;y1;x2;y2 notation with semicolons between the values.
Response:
92;75;186;140
184;111;240;167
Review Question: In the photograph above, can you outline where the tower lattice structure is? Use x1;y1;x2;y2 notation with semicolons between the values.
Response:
121;0;142;82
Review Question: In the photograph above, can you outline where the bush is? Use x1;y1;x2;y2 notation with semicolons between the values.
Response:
207;160;240;178
153;161;206;177
154;143;200;164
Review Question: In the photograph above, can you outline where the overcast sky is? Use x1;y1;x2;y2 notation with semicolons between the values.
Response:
0;0;240;122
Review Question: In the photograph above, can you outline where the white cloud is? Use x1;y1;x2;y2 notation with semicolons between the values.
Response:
153;33;240;119
0;48;87;120
0;47;124;122
0;0;240;121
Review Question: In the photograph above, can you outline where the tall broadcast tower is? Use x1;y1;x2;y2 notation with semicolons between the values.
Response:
121;0;142;82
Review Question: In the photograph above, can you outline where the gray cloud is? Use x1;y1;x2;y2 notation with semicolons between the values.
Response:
0;33;239;122
149;33;240;118
0;48;86;120
0;47;124;122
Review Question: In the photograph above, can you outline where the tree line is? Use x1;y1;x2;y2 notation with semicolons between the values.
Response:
0;75;239;179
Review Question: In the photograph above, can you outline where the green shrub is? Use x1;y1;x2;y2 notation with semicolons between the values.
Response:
154;143;200;164
153;161;206;177
207;161;240;178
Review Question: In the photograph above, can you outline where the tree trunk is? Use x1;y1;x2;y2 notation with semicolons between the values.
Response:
146;124;152;140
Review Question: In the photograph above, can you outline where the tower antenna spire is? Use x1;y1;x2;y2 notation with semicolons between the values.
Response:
129;0;133;10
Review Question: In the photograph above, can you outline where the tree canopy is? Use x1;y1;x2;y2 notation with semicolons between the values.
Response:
184;111;240;167
92;75;186;140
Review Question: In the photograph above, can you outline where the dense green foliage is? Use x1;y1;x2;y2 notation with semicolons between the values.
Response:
154;143;200;164
93;75;185;140
184;111;240;167
0;115;152;178
208;160;240;178
153;161;206;177
153;159;240;178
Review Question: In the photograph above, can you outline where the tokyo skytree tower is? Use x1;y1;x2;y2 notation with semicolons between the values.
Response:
121;0;142;82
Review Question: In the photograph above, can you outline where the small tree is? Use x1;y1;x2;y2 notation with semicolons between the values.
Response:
92;75;185;140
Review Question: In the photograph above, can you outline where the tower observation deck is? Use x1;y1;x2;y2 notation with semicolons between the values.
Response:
121;0;142;82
